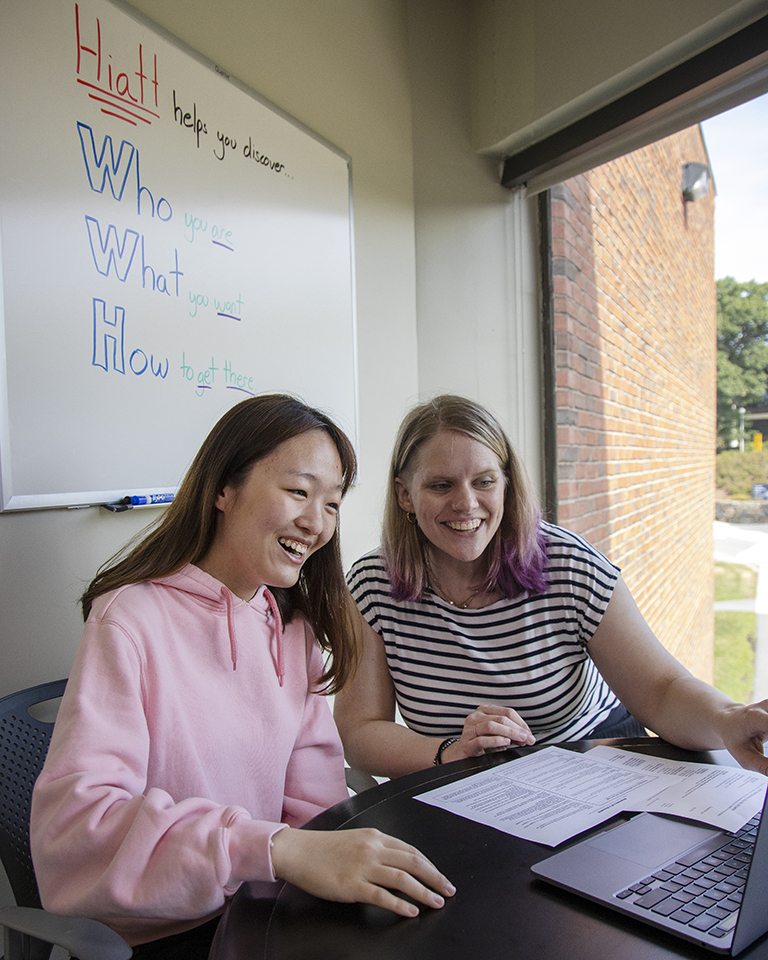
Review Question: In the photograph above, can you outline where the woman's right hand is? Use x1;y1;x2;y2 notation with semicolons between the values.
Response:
270;826;456;917
442;704;535;763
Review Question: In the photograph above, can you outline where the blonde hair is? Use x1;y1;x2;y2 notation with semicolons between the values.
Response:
382;395;547;601
81;395;359;692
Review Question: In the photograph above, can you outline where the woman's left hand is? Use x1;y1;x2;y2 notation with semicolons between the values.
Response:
270;826;455;917
442;704;535;763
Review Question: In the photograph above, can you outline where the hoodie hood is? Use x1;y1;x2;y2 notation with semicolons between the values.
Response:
155;564;285;682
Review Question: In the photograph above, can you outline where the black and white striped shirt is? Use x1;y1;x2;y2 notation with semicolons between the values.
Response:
347;522;622;743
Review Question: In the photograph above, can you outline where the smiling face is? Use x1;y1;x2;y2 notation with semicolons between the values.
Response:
395;430;506;573
197;429;343;600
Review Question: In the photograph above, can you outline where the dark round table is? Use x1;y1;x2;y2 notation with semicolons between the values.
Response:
210;739;768;960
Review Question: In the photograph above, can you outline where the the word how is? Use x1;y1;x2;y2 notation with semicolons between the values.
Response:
92;299;169;378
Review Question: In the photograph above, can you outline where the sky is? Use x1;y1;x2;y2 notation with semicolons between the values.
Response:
701;91;768;283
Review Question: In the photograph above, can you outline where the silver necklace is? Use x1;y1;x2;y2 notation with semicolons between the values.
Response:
429;574;483;609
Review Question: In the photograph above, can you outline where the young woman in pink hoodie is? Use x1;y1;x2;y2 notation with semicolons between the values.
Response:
30;394;454;959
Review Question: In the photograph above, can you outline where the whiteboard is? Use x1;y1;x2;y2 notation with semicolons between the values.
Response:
0;0;357;510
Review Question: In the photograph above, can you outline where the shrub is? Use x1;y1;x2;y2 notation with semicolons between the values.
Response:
716;450;768;499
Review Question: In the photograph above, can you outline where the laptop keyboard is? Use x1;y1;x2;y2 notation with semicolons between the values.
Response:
615;815;760;940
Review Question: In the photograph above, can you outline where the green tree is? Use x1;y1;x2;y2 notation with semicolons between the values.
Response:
717;277;768;447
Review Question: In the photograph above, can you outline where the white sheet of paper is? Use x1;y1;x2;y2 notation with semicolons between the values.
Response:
587;746;767;827
416;746;767;847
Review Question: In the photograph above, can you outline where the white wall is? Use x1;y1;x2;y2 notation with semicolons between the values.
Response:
1;0;759;697
0;0;421;698
407;0;544;488
470;0;768;154
0;0;553;702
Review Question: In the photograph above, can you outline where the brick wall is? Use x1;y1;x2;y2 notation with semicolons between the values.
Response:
552;126;716;680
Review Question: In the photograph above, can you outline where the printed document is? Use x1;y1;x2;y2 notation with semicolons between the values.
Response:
416;746;767;846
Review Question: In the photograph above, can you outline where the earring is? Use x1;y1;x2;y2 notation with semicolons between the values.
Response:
406;512;417;525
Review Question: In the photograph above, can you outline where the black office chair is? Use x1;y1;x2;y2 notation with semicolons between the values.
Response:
0;679;132;960
0;680;373;959
343;767;378;794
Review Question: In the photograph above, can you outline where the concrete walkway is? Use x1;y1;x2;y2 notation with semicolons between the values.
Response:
714;521;768;701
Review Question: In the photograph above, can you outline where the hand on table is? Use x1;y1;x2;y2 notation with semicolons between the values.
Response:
270;826;455;918
443;704;535;763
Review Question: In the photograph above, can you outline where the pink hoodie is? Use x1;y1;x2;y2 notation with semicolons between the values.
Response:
30;564;348;946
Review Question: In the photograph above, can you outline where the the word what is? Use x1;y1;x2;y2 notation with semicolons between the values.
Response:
85;218;183;296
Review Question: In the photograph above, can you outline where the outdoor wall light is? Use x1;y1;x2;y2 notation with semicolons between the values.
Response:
682;162;709;202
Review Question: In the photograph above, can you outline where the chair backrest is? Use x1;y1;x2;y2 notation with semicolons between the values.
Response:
0;680;67;910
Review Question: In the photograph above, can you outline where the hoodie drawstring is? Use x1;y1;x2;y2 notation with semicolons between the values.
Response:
221;584;284;684
264;589;285;687
224;589;239;671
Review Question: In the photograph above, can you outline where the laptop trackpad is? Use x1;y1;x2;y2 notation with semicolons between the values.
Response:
587;814;722;868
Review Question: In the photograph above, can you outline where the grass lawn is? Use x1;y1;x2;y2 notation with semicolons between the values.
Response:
714;563;757;704
715;563;757;601
715;612;756;703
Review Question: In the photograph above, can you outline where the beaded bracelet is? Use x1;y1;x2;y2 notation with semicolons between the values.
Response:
433;736;461;765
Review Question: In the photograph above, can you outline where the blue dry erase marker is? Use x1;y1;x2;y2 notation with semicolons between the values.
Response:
130;494;175;505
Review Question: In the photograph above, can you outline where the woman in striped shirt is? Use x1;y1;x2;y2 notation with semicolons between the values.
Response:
335;395;768;778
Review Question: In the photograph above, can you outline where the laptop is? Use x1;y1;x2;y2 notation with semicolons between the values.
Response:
531;785;768;955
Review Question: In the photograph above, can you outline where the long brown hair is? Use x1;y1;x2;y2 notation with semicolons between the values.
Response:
81;394;359;692
382;395;547;601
